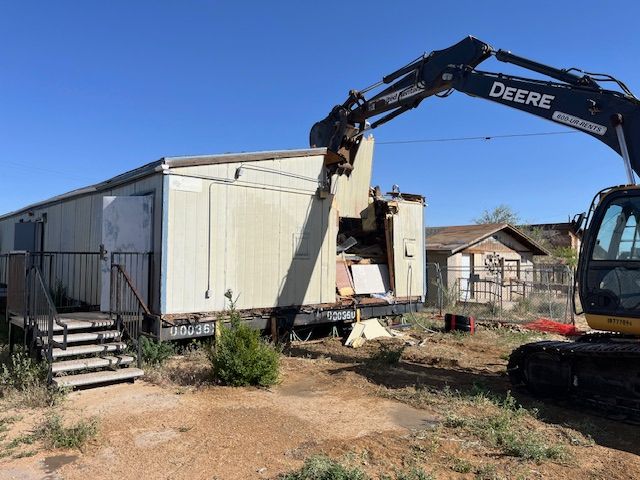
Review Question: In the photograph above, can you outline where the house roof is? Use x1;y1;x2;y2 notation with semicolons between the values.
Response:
425;223;550;256
526;222;582;237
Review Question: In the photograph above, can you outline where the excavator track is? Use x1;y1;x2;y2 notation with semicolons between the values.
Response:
508;334;640;422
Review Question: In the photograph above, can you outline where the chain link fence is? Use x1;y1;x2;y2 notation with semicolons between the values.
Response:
426;262;576;323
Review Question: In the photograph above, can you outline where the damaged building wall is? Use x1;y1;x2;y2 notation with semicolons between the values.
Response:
162;153;338;315
391;199;425;299
331;136;374;218
0;138;425;321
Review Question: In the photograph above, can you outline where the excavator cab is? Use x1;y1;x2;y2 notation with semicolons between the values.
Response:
579;186;640;334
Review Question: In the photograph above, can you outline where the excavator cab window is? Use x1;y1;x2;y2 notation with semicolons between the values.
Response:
592;202;640;260
583;192;640;316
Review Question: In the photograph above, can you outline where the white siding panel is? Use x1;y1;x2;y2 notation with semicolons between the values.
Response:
0;173;164;312
164;154;336;314
392;200;425;299
73;196;92;251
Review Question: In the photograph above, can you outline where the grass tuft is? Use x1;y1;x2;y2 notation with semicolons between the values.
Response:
442;391;565;462
381;385;566;463
34;414;98;450
392;467;434;480
451;458;473;473
279;455;368;480
369;343;404;366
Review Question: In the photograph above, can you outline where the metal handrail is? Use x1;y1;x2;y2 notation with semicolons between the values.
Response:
112;264;151;316
30;251;102;312
110;263;151;368
27;265;68;383
28;265;68;348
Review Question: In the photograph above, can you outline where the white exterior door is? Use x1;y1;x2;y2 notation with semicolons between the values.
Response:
459;253;471;301
100;196;153;311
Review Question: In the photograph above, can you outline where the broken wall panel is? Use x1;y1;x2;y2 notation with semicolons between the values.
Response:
332;136;375;218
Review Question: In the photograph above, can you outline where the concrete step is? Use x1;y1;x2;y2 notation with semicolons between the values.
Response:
52;368;144;388
52;318;115;332
50;342;126;359
51;355;134;374
45;330;121;345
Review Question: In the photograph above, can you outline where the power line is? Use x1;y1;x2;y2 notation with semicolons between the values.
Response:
2;160;102;182
377;130;579;145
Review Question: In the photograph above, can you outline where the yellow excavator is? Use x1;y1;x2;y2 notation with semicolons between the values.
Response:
310;36;640;416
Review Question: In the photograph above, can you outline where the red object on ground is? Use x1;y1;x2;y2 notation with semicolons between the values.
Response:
444;313;476;333
523;318;583;336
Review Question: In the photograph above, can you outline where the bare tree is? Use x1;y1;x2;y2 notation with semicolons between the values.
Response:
473;204;520;225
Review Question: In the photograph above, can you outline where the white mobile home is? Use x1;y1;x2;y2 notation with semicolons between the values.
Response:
1;137;425;341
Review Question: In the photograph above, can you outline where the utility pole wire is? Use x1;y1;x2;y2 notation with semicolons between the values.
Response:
377;130;579;145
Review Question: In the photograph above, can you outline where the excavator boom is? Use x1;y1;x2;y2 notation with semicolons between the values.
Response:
310;36;640;182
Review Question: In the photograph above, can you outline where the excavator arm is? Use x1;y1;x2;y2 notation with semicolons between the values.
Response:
310;36;640;182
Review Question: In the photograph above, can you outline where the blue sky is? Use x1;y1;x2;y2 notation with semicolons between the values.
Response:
1;1;639;226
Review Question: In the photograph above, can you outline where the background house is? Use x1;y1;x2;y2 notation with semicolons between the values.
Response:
525;222;583;256
425;223;549;305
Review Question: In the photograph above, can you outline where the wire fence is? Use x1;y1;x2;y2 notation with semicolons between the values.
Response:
426;262;576;323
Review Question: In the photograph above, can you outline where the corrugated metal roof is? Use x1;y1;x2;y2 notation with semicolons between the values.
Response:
425;223;550;256
0;147;328;220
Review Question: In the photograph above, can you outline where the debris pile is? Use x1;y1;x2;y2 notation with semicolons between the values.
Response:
335;189;399;305
344;318;404;348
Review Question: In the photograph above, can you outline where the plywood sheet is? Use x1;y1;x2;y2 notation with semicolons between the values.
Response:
361;318;392;340
351;264;390;294
336;256;354;296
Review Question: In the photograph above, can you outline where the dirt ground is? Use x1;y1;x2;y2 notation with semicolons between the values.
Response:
2;317;640;480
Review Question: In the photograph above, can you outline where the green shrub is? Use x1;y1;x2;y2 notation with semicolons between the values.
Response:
140;336;175;366
279;455;368;480
210;314;280;387
0;350;67;408
0;351;47;391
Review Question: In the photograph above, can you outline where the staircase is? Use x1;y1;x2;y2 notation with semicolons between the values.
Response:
44;314;144;388
5;251;151;390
